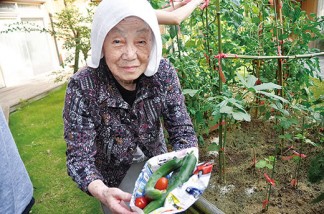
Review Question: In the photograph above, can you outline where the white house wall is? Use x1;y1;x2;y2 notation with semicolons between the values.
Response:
0;1;60;88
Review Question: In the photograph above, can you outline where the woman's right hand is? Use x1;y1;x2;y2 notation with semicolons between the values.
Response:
88;180;137;214
101;187;137;214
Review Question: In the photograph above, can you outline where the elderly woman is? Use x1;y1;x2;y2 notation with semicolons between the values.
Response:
63;0;198;213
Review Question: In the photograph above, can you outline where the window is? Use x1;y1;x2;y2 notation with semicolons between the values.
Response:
0;3;16;13
0;2;58;87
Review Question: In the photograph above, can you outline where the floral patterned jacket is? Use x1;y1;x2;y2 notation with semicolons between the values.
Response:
63;58;197;193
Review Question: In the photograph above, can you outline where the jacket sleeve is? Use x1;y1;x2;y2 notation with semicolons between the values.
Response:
63;76;103;194
161;60;198;150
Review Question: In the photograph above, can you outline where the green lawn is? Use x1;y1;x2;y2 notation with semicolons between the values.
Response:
9;85;102;214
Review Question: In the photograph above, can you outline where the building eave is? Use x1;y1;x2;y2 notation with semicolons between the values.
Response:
2;0;46;4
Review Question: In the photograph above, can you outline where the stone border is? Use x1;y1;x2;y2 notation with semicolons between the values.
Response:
1;105;9;123
188;196;225;214
2;84;64;123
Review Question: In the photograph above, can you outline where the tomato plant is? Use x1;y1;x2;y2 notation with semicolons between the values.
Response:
135;196;149;209
154;177;168;190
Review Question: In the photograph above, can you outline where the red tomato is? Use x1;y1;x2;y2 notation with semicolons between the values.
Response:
154;177;168;190
135;196;148;209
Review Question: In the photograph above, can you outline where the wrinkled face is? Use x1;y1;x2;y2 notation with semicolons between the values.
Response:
103;16;153;84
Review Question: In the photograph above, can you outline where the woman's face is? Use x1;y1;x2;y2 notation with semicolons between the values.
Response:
103;17;153;84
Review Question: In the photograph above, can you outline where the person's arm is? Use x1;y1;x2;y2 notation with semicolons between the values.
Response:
159;0;188;12
155;0;205;25
0;107;34;214
63;76;103;193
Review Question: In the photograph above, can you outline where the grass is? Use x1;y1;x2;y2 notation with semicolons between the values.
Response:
9;85;102;214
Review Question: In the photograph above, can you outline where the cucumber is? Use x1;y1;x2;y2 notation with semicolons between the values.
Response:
143;195;166;214
145;157;183;200
166;151;197;193
167;168;181;188
143;151;197;214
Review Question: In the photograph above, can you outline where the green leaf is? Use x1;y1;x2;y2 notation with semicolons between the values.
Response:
208;143;220;152
270;103;290;116
279;33;289;40
266;164;273;169
252;17;260;24
189;109;196;115
228;98;247;112
220;106;234;114
265;111;271;120
305;139;318;147
183;89;198;97
256;160;267;169
279;134;292;140
251;5;259;14
236;73;248;87
246;75;258;88
279;119;294;129
169;25;177;39
198;135;205;144
231;0;240;6
267;156;276;162
232;111;251;121
254;83;281;91
218;99;229;108
258;91;288;103
294;133;304;140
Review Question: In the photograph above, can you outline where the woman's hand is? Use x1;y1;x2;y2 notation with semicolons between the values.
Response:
101;187;137;214
88;180;137;214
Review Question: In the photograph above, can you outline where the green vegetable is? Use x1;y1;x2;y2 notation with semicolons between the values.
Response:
145;157;183;200
142;196;165;214
166;151;197;193
167;167;181;188
143;151;197;214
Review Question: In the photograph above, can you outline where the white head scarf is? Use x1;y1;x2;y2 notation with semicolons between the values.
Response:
87;0;162;77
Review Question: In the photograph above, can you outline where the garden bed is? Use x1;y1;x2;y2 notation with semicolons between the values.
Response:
198;119;323;214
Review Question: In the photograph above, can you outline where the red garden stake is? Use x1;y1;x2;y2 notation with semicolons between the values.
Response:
292;150;307;159
291;118;308;190
262;172;275;212
262;145;278;212
214;53;227;83
209;120;226;132
282;149;306;160
204;53;210;66
264;173;275;186
290;178;298;187
281;155;293;160
262;199;269;209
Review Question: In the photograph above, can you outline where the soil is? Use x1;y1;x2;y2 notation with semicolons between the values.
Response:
198;119;324;214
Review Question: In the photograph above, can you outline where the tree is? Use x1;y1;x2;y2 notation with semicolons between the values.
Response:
52;0;95;73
